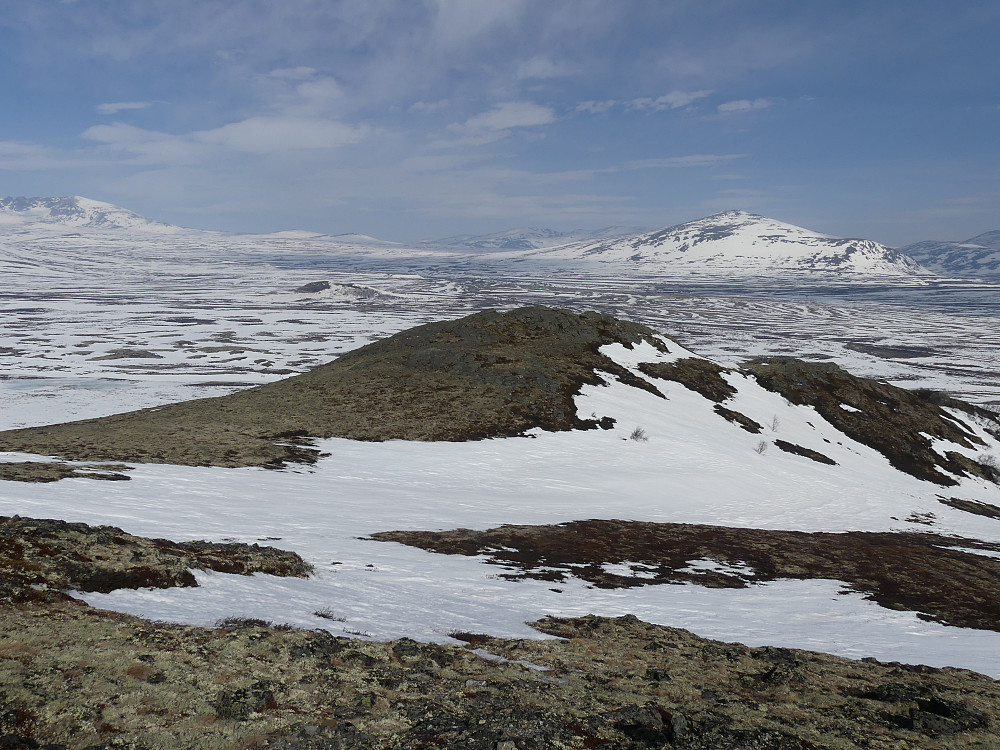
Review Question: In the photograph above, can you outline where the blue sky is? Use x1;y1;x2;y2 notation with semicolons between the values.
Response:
0;0;997;244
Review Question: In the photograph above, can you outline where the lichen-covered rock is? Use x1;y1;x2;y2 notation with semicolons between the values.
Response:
0;515;312;603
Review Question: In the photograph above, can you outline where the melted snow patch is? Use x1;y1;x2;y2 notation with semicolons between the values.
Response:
601;562;659;579
677;558;756;577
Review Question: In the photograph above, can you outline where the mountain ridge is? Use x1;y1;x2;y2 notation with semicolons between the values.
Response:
0;194;955;277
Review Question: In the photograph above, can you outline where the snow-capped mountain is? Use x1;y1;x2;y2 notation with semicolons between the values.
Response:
426;225;648;252
514;211;928;276
900;231;1000;277
0;196;181;233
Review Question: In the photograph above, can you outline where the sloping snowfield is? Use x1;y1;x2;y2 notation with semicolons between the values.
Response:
3;223;1000;677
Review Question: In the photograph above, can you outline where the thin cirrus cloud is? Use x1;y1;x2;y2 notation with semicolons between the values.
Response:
460;101;557;132
95;101;152;115
627;154;746;169
576;91;712;115
717;98;773;114
0;140;86;171
82;116;369;163
196;117;365;153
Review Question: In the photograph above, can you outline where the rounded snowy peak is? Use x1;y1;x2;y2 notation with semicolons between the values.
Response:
521;211;926;276
0;195;181;233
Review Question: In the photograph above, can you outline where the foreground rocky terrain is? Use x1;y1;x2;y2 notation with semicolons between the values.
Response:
1;517;999;749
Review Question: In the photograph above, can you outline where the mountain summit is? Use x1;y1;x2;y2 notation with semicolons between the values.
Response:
517;211;927;276
0;196;180;233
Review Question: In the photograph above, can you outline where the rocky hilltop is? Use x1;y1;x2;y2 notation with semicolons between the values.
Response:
0;307;665;470
1;306;996;491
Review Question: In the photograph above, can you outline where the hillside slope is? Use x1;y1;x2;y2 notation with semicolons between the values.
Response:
2;306;996;489
0;308;663;468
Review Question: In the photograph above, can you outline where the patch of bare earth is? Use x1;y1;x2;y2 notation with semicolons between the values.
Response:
0;307;665;472
371;519;1000;631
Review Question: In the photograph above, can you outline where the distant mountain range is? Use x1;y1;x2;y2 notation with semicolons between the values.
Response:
424;225;649;251
900;231;1000;277
4;195;998;278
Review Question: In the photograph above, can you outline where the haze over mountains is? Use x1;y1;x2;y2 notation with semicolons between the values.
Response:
901;231;1000;277
2;195;998;278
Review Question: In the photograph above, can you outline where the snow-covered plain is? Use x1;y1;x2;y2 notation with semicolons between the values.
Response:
3;210;1000;677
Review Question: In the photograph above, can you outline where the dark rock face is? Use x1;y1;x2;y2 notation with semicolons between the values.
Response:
0;462;130;483
772;439;837;465
0;307;667;470
742;358;997;485
639;357;736;403
713;405;763;433
938;496;1000;519
372;519;1000;631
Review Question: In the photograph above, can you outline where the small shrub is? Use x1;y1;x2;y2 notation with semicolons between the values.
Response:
314;607;346;622
770;415;781;432
980;453;1000;482
755;441;768;455
629;426;649;442
215;616;272;630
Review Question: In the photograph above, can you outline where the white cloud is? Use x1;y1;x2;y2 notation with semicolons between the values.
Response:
627;91;712;111
461;101;556;132
717;98;773;114
81;123;207;164
96;101;152;115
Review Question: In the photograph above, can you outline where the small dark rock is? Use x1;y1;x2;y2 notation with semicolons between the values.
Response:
212;681;278;720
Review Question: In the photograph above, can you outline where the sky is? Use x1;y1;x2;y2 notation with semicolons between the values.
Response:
0;0;998;245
